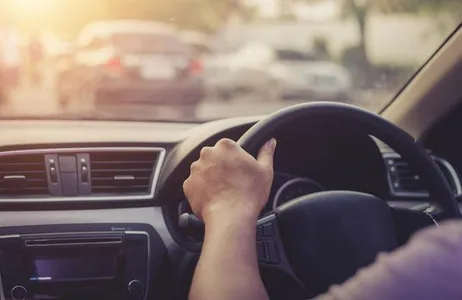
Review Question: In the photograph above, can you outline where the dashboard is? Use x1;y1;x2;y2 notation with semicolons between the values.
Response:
0;116;459;299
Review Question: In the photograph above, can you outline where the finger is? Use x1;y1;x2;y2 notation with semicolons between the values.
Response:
257;138;277;169
200;146;212;159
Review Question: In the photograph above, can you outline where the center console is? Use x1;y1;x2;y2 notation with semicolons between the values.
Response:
0;224;169;300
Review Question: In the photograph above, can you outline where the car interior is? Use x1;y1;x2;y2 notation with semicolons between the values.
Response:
0;20;460;300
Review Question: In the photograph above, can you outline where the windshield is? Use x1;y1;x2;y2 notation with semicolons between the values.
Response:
0;0;460;122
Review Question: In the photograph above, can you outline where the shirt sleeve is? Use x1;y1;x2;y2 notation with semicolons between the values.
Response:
317;220;462;300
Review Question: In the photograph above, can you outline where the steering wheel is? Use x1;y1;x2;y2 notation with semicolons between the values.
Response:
234;102;460;296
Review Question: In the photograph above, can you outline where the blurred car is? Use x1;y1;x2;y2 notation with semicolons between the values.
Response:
203;43;278;100
57;20;204;116
204;43;351;101
270;49;351;101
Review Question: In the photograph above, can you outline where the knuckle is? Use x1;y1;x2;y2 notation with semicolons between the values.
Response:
190;161;199;172
183;178;190;191
200;146;212;158
216;138;235;149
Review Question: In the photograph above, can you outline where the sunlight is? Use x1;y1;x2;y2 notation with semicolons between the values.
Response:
7;0;59;19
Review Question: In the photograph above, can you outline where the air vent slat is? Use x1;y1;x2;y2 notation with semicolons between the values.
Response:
385;154;460;197
93;185;149;189
0;170;45;175
92;179;150;186
90;151;157;195
92;186;150;193
92;176;150;181
0;180;47;188
91;160;154;164
92;170;152;178
91;168;152;173
0;187;48;191
0;154;48;197
0;178;47;183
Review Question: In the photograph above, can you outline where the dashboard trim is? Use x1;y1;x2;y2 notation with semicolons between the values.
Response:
422;211;439;227
0;147;166;203
125;231;151;300
272;177;324;210
383;153;462;198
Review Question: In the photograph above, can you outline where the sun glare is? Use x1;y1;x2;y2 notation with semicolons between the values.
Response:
7;0;58;17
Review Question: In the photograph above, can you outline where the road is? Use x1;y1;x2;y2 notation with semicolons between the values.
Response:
1;85;392;121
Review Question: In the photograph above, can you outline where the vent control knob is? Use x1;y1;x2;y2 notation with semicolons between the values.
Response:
81;165;88;183
128;280;143;298
11;285;27;300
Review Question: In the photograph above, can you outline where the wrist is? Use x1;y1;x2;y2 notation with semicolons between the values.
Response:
204;208;258;242
202;201;259;226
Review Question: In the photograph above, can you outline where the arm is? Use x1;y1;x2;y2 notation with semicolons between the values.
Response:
184;138;277;300
190;211;266;300
318;220;462;300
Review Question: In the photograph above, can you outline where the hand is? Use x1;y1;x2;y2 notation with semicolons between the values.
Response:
183;138;277;224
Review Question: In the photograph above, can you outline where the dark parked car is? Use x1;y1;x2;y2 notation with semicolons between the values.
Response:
57;20;205;117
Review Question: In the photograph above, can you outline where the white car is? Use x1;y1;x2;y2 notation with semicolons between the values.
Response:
203;43;352;101
269;49;352;101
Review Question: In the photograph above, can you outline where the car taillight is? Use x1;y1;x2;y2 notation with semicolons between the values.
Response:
188;59;203;75
106;56;122;68
104;56;125;76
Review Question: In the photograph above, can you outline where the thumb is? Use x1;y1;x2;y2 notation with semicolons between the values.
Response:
257;138;277;169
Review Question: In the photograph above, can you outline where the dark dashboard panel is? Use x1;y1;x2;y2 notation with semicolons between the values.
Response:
0;223;169;300
422;102;462;175
271;128;388;198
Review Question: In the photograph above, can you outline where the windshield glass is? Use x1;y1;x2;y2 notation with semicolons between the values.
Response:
0;0;460;122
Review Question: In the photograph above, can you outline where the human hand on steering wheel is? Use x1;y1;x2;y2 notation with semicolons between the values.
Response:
183;138;277;224
184;138;276;300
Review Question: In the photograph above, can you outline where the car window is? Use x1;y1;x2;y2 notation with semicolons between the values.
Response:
79;36;107;50
276;50;318;62
111;33;187;54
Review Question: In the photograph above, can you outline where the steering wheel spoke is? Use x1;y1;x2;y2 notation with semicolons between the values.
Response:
256;214;303;287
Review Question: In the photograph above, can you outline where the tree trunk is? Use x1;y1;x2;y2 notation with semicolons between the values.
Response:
345;0;371;88
354;6;371;87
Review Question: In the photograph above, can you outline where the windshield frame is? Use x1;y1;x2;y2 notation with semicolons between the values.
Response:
379;23;461;115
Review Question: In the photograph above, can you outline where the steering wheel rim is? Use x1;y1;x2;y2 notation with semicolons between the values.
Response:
234;102;460;297
238;102;460;218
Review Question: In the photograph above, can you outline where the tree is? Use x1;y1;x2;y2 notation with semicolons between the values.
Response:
303;0;462;86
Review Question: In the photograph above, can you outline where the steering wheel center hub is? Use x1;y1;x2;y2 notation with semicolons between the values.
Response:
275;191;397;294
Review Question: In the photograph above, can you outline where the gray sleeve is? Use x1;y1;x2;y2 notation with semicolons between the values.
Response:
316;221;462;300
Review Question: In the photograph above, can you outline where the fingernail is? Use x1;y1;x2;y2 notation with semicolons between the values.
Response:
266;138;277;152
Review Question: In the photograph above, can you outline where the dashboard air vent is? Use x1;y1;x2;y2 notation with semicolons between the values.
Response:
384;154;461;197
90;151;158;195
0;154;48;196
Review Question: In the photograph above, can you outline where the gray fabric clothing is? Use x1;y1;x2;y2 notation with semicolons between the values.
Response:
318;221;462;300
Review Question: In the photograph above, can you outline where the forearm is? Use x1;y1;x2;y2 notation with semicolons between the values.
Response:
189;213;269;300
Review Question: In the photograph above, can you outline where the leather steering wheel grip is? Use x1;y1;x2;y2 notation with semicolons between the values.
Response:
237;102;460;219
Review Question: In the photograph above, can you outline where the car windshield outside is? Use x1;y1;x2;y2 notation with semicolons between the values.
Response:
0;0;460;122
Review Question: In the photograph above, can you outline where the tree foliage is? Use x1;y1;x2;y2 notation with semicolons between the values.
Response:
303;0;461;85
2;0;255;37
